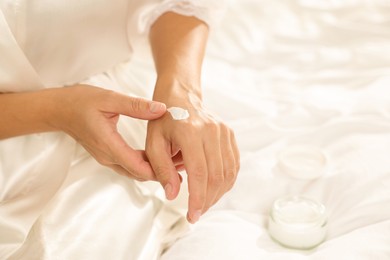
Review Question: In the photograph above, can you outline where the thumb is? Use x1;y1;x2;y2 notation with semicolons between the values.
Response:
109;92;166;120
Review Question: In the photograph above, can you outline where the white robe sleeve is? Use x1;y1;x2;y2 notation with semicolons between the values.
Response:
136;0;228;34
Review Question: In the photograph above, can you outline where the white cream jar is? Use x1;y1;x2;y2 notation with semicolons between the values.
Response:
277;145;327;180
268;196;327;250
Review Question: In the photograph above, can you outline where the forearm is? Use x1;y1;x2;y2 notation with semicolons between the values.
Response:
0;89;61;140
147;12;240;223
149;12;209;102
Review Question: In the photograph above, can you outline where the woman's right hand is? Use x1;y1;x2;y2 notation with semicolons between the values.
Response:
51;84;167;181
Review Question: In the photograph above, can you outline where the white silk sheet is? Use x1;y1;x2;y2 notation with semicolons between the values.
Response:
161;0;390;259
1;0;390;259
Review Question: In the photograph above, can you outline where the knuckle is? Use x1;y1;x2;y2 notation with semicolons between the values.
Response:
204;121;219;133
125;167;148;182
128;170;141;179
224;168;237;182
129;97;141;112
205;119;217;128
154;165;172;181
129;97;147;113
191;166;207;181
209;172;224;186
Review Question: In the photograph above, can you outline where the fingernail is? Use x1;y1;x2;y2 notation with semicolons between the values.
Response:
191;210;202;224
164;183;172;199
150;102;165;113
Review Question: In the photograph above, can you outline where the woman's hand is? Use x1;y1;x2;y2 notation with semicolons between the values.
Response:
52;84;167;181
148;12;239;223
145;84;240;224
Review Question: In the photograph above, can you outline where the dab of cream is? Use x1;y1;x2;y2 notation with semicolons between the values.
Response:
167;107;189;120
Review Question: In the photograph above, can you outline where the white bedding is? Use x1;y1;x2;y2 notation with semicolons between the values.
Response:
158;0;390;258
1;0;390;259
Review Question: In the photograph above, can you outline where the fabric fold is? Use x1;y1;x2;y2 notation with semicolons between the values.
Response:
0;9;43;92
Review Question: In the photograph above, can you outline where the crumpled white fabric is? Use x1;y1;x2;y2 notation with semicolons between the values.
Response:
161;0;390;258
0;0;226;259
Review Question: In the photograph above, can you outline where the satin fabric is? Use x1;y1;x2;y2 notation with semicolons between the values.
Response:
0;0;222;259
3;0;390;259
161;0;390;258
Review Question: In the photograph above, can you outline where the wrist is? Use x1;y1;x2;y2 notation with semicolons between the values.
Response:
153;75;202;106
41;88;68;132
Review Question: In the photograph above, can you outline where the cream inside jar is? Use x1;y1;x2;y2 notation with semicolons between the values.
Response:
268;196;327;250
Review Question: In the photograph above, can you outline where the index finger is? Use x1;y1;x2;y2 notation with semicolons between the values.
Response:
181;139;208;224
146;136;181;200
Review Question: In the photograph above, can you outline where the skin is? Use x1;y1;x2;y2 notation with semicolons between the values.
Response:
0;12;240;224
0;85;167;180
146;12;240;224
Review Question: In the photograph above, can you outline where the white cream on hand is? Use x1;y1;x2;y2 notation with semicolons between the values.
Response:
167;107;189;120
268;196;327;250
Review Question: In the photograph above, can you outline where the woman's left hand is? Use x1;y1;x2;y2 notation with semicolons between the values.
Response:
145;86;240;224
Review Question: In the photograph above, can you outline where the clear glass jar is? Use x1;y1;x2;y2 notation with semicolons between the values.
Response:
268;195;327;250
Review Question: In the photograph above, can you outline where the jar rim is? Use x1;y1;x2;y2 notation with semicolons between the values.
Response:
270;195;327;227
